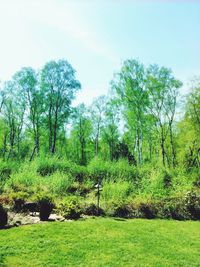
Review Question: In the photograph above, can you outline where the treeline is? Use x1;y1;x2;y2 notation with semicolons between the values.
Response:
0;59;199;168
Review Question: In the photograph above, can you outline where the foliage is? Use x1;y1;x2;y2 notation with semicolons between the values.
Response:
56;196;81;219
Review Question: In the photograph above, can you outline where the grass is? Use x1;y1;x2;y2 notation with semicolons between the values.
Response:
0;218;200;267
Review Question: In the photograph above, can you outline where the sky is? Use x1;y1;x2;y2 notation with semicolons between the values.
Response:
0;0;199;105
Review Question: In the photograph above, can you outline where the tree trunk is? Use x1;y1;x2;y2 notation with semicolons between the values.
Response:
169;124;176;168
2;133;7;160
161;137;166;167
95;136;99;156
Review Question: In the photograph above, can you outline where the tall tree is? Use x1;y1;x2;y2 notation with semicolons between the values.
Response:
41;59;81;154
71;104;92;165
2;81;26;159
90;95;107;156
183;79;200;168
13;67;42;160
146;65;182;167
102;100;119;161
112;59;148;164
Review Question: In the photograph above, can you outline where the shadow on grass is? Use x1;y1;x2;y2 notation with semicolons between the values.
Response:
113;218;127;222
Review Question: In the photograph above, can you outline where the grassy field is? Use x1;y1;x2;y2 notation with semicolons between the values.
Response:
0;218;200;267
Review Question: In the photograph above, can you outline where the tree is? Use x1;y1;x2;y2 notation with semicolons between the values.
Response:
2;81;26;159
71;104;92;165
182;79;200;168
112;59;148;164
90;95;107;156
102;99;119;161
146;65;182;167
13;67;42;160
41;59;81;154
186;78;200;133
0;82;5;113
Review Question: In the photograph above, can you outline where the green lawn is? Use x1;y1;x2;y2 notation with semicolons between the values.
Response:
0;218;200;267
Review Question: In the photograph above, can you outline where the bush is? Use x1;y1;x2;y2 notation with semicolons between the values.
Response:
36;194;54;221
42;172;74;196
109;160;139;182
4;169;40;193
105;200;141;218
37;161;63;176
0;194;11;205
67;182;91;196
83;203;104;216
56;197;81;220
36;157;78;177
163;171;172;188
0;167;11;180
71;165;88;183
138;202;157;219
0;161;19;193
156;198;189;220
102;181;134;203
88;158;139;183
5;168;74;197
0;204;8;228
10;192;29;212
88;158;111;182
157;189;200;220
112;202;134;218
185;189;200;220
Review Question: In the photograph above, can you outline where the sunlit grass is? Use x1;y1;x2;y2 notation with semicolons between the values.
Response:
0;218;199;267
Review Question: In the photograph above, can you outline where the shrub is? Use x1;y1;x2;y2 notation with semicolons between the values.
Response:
138;202;157;219
112;202;134;218
0;167;11;180
72;165;88;183
0;194;11;205
163;171;172;188
105;200;141;218
0;204;8;228
138;168;170;198
157;198;189;220
193;179;200;187
185;189;200;220
88;158;111;182
83;203;104;216
0;161;19;193
67;182;91;196
10;192;29;212
36;157;76;176
88;158;139;183
109;159;139;182
102;181;134;203
0;161;19;177
4;169;40;193
37;161;62;176
5;168;74;197
42;172;74;196
56;197;81;220
36;194;54;221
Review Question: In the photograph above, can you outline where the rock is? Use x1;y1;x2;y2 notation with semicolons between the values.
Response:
49;213;65;221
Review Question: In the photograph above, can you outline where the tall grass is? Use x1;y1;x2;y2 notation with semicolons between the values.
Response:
1;156;199;207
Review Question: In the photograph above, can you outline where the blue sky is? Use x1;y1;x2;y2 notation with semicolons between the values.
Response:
0;0;199;105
